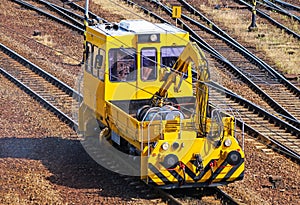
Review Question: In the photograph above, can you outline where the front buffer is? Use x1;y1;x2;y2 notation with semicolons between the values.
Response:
145;124;244;188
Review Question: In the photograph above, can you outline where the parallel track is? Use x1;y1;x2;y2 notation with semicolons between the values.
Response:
208;82;300;163
7;0;300;167
11;0;84;34
3;0;300;203
256;0;300;23
0;43;80;130
237;0;300;39
273;0;300;11
122;0;300;128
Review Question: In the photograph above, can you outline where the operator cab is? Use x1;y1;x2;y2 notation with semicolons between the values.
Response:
84;19;195;122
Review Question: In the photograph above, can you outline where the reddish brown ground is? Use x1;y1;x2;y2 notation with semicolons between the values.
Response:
0;0;299;204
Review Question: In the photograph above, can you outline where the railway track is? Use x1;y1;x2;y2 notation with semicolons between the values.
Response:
208;82;300;163
1;38;299;204
274;0;300;12
239;0;300;39
1;0;298;203
0;43;80;130
81;135;241;205
0;41;241;205
183;0;300;89
11;0;84;34
122;0;300;128
56;0;300;160
256;0;300;22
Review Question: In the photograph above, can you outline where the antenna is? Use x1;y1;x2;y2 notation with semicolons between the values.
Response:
82;0;89;65
84;0;89;22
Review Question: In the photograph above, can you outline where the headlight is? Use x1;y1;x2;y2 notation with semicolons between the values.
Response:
161;142;169;151
224;139;232;147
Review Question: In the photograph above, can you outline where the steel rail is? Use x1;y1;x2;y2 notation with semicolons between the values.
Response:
273;0;300;11
179;0;300;96
209;81;300;137
35;0;108;25
0;67;78;131
235;119;300;163
139;0;299;127
50;2;86;21
10;0;84;34
0;43;82;102
149;186;183;205
209;81;300;163
213;187;240;205
259;0;300;22
34;0;84;28
237;0;300;39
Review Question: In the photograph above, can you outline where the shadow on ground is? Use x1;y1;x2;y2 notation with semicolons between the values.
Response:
0;136;143;199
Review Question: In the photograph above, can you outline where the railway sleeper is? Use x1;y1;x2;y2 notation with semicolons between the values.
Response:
261;148;274;155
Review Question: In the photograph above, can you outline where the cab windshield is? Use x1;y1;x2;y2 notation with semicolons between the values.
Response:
109;48;136;82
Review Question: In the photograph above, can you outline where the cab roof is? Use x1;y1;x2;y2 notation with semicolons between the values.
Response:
90;19;187;36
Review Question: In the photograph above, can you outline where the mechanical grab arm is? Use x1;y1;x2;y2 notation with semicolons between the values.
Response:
151;42;209;135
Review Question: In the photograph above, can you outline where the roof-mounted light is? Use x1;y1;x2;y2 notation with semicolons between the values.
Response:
150;34;158;42
138;34;160;43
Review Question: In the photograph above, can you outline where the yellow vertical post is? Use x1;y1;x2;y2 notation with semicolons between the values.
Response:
172;5;181;26
172;6;181;18
248;0;258;31
82;0;89;64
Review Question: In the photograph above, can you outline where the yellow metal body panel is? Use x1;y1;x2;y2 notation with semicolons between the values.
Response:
79;19;245;188
146;133;244;186
81;24;194;129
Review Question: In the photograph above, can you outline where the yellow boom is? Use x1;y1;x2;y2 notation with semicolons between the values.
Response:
151;42;209;135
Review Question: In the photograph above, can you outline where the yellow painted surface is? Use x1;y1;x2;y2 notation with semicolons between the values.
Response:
79;19;244;188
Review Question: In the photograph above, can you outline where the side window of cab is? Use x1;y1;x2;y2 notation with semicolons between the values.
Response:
93;47;105;81
85;43;93;73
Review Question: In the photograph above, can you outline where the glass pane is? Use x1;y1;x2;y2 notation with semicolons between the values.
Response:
95;49;105;80
92;46;98;77
109;48;136;82
161;47;184;68
85;43;93;73
141;48;157;81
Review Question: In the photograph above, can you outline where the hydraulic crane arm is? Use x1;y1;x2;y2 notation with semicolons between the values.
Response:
151;42;209;135
192;43;210;136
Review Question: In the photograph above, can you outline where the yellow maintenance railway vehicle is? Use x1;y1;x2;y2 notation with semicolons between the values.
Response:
78;17;244;188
